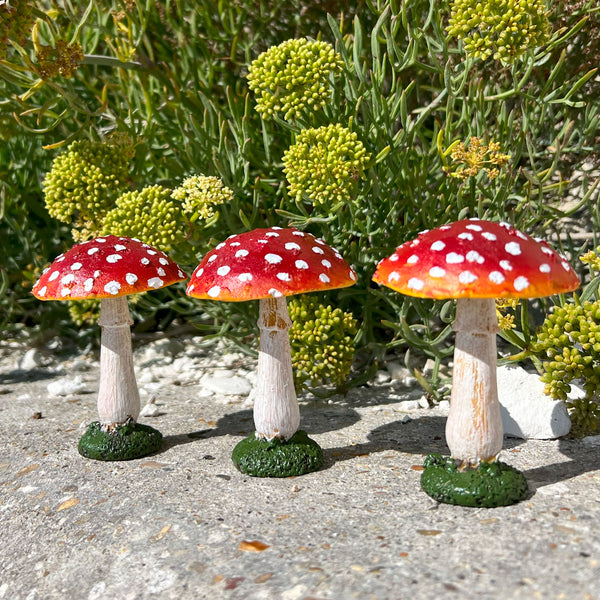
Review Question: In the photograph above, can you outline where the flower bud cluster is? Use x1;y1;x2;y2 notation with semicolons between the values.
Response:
43;136;134;240
36;41;84;79
171;175;233;221
447;0;550;63
0;0;35;58
447;137;510;180
283;124;370;207
247;38;343;120
103;185;180;251
289;295;357;391
530;301;600;435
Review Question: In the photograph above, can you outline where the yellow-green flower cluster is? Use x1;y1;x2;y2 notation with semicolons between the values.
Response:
43;136;134;241
247;38;343;120
103;185;180;252
580;247;600;272
0;0;35;58
530;301;600;436
447;137;511;180
447;0;551;63
171;175;233;222
283;124;370;207
289;295;357;392
36;41;84;79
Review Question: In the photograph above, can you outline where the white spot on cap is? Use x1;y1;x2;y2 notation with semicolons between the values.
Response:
42;267;49;274
60;288;71;297
238;273;253;282
315;238;326;245
312;246;325;255
268;288;283;297
188;284;195;293
407;255;419;264
257;239;268;244
96;238;107;243
114;244;126;251
429;266;446;278
230;242;241;247
389;254;399;262
157;268;166;277
38;286;47;297
217;266;231;276
71;262;83;271
104;281;121;295
216;242;226;249
541;246;554;256
126;273;138;285
265;253;282;264
481;232;497;241
516;231;528;240
208;255;218;263
178;270;184;278
439;226;451;231
322;259;332;268
296;260;309;270
272;226;283;230
505;242;521;256
431;241;445;251
514;276;530;291
207;286;221;297
285;242;301;251
148;277;164;289
235;249;249;258
446;253;464;264
159;257;169;265
106;254;122;263
500;260;513;271
146;249;157;255
458;233;474;241
141;258;150;265
489;271;505;284
466;250;485;264
389;272;400;282
61;274;75;285
265;231;279;237
349;270;356;281
458;271;478;284
49;271;59;282
561;261;571;271
292;231;305;237
319;273;331;283
539;264;551;274
408;277;424;290
277;272;291;281
94;270;101;278
465;224;483;232
196;267;204;277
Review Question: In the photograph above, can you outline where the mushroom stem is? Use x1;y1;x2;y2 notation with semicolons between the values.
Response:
97;297;140;429
445;297;503;467
253;297;300;441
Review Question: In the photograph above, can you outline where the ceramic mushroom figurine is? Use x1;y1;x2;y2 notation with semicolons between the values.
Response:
32;235;186;461
373;219;580;507
186;226;356;477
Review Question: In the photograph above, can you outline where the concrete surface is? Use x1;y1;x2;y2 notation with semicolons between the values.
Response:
1;342;599;600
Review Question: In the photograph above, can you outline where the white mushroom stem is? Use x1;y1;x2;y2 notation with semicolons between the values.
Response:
97;296;140;429
445;297;503;468
253;296;300;441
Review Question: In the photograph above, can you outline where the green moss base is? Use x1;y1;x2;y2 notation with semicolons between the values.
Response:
78;421;163;461
421;453;529;508
232;430;324;477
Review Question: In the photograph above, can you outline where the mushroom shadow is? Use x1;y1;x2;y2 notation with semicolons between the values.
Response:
0;368;60;385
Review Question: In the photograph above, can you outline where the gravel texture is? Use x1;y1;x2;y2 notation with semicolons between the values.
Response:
1;337;599;600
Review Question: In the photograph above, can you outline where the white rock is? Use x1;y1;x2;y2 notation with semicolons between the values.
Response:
19;348;45;371
438;400;450;415
418;396;430;409
398;400;421;411
202;374;252;396
375;370;391;384
385;361;411;381
140;399;161;417
497;364;571;439
582;434;600;447
47;375;88;397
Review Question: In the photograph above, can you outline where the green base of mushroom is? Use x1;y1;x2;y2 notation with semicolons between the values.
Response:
421;453;529;508
78;421;163;461
232;430;324;477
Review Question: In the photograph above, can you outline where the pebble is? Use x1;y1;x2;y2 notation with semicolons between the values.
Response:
140;399;161;417
47;376;88;397
18;348;44;371
201;374;252;396
582;434;600;447
497;365;571;439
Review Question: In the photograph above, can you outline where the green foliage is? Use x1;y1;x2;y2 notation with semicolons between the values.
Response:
247;38;343;120
283;124;370;207
103;184;180;251
289;294;357;393
447;0;551;62
0;0;36;59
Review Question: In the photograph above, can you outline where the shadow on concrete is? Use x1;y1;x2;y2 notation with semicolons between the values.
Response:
0;369;59;385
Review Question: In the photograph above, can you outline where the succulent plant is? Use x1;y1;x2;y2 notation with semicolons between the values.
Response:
247;38;343;120
447;0;551;63
289;294;357;392
283;123;370;207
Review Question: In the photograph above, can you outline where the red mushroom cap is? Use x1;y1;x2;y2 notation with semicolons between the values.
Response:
372;219;580;299
186;227;356;301
32;235;187;301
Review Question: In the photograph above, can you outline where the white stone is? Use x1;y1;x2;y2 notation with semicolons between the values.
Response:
385;361;411;382
438;400;450;415
201;374;252;396
582;434;600;447
139;399;161;417
18;348;44;371
497;365;571;439
47;376;88;397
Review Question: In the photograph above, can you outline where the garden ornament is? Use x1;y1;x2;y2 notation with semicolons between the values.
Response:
32;235;186;460
373;219;580;507
186;226;356;477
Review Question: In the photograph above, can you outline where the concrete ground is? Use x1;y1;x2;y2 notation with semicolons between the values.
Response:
1;343;599;600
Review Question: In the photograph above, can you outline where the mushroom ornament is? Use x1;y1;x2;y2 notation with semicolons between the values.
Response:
186;226;356;477
373;219;580;507
32;236;186;461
